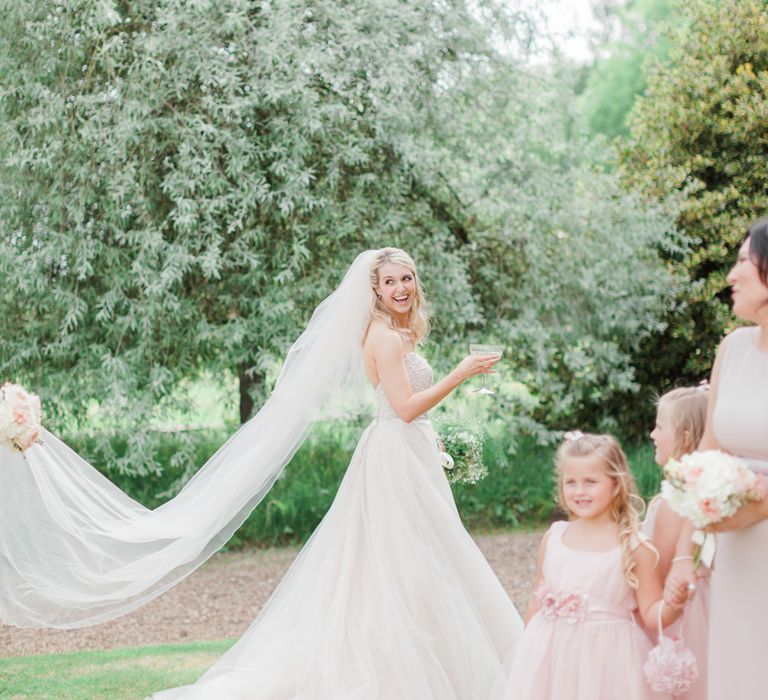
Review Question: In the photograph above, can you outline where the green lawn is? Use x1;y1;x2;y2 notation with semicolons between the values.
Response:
0;641;234;700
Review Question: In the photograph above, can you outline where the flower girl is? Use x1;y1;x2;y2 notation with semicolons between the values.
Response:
647;386;710;700
504;433;687;700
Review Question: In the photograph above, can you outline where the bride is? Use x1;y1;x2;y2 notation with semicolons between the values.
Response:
1;248;522;698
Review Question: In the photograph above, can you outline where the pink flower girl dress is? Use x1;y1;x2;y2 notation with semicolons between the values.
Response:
505;521;670;700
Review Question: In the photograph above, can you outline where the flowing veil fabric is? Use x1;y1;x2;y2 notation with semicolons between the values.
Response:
0;251;377;629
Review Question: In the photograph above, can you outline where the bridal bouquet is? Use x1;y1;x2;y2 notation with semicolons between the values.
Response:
0;382;42;452
661;450;766;529
435;418;486;485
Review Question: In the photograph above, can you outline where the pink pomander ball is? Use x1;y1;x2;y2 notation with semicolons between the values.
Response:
644;635;698;695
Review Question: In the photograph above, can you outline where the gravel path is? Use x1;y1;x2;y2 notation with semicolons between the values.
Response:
0;531;543;659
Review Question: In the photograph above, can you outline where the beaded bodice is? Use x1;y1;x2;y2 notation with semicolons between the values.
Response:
374;352;433;422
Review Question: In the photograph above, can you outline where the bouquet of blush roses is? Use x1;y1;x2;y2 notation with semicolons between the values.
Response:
661;450;766;530
434;417;486;485
0;382;42;452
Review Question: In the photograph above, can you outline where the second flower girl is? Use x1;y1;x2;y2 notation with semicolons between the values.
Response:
646;386;710;700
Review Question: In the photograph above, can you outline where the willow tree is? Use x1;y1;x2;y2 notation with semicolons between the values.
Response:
0;0;484;475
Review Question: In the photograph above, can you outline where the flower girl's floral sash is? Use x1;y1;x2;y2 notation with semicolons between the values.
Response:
533;582;632;624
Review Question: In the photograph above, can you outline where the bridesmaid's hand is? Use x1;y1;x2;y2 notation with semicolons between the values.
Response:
706;498;768;533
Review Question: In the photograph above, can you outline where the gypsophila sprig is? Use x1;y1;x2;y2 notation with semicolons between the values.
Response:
435;418;486;485
0;383;42;452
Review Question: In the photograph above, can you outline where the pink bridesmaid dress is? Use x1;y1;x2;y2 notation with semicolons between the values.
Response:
505;521;670;700
708;326;768;700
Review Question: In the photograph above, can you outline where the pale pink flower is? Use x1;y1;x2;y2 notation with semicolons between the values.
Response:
533;584;560;620
684;466;703;485
750;474;767;501
699;498;720;520
556;591;588;624
533;583;588;624
0;382;42;452
644;636;698;694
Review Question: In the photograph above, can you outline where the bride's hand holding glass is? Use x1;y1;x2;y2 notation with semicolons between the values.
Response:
455;349;502;383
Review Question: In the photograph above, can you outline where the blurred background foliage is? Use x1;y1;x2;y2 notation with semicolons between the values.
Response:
1;0;766;542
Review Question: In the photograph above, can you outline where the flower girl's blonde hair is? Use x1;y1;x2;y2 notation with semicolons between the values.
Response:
657;386;709;458
366;247;430;345
556;433;652;589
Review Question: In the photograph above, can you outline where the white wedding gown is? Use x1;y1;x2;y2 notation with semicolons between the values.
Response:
151;352;523;699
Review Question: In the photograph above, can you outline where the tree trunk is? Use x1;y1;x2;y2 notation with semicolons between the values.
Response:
238;364;258;424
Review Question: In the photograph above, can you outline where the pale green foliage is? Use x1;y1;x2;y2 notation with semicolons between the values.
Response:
622;0;768;384
434;416;486;485
0;0;680;482
579;0;676;138
427;57;681;431
0;0;483;474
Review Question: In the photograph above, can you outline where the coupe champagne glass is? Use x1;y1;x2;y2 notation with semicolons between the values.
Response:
468;344;503;395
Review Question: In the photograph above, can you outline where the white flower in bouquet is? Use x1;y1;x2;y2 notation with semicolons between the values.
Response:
0;382;42;452
434;418;486;485
661;450;766;529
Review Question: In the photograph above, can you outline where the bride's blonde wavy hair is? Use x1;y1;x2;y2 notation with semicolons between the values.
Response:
556;433;656;589
365;247;430;345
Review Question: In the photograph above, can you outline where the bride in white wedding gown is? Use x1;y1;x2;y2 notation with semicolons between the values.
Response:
152;248;522;699
0;248;522;699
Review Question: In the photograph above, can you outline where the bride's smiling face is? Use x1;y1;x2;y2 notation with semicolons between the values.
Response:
375;263;416;321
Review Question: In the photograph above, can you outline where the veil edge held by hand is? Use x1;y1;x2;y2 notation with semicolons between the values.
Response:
0;250;377;629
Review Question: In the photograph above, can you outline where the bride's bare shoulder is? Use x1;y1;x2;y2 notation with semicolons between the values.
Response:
364;321;403;357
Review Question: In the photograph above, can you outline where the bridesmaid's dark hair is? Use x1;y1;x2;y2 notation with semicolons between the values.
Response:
745;218;768;287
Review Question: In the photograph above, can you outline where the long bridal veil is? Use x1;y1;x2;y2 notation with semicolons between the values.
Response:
0;251;377;629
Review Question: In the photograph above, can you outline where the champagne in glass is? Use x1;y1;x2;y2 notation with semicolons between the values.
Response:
468;344;503;395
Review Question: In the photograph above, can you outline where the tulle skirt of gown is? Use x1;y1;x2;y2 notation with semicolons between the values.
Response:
505;614;665;700
150;419;523;699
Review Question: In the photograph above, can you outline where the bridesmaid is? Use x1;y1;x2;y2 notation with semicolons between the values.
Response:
671;219;768;699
